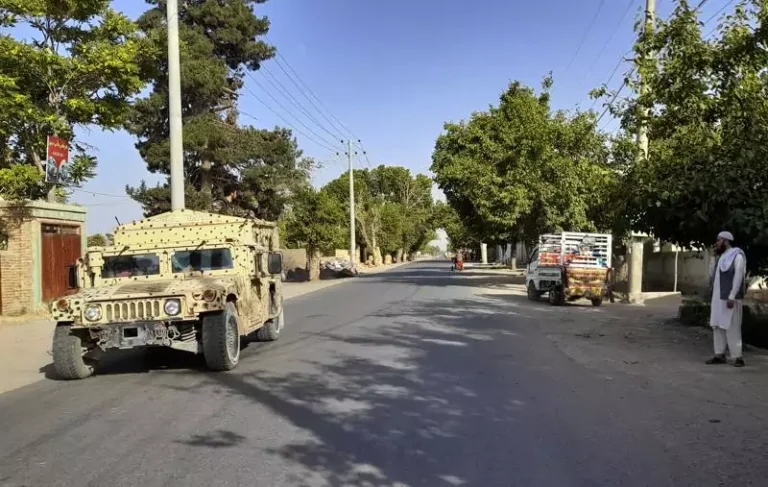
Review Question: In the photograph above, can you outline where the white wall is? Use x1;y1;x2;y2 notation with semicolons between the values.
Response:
643;250;714;296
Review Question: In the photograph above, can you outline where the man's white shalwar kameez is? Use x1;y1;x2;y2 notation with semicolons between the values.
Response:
710;248;745;358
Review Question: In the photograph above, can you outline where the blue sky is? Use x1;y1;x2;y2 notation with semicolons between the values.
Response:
40;0;734;234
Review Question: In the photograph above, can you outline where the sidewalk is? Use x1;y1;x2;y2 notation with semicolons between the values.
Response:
0;261;411;395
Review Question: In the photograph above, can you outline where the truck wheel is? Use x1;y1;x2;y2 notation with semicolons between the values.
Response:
591;297;604;307
202;302;240;371
256;298;284;342
548;287;565;306
527;282;540;302
52;324;95;380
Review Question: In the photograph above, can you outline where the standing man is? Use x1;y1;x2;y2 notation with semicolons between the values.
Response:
706;231;747;367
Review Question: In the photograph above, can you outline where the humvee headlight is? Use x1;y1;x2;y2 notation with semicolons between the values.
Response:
164;299;181;316
56;299;69;311
202;289;216;302
84;304;102;322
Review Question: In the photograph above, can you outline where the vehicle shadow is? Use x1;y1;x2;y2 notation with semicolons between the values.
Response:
40;347;207;380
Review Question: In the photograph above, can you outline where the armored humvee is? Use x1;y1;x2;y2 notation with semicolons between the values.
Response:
49;209;285;379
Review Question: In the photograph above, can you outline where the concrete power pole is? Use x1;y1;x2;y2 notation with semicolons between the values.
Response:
628;0;656;303
167;0;185;210
635;0;655;163
347;140;356;266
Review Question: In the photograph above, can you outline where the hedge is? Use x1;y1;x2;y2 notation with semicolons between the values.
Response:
678;299;768;348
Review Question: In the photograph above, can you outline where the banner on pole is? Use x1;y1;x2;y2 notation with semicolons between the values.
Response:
45;135;69;184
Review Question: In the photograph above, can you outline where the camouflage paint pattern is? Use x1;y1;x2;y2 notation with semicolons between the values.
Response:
50;209;282;336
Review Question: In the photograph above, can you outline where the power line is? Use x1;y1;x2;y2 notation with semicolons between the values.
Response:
702;0;737;25
589;52;632;110
354;139;375;169
260;64;345;142
70;187;131;198
244;71;343;150
590;0;727;114
564;0;608;75
581;0;638;85
240;83;339;153
596;74;632;126
265;35;359;140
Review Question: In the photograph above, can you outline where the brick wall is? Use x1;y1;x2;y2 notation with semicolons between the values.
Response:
0;219;35;315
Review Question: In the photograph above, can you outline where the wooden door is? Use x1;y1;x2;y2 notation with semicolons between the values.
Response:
42;224;82;302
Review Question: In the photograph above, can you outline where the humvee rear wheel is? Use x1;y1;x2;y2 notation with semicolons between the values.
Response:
202;302;240;371
52;324;95;380
256;297;284;342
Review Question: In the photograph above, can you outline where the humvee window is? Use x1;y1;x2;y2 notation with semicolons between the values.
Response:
102;253;160;278
172;248;234;273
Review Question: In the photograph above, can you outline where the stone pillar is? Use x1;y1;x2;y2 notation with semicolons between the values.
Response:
628;236;645;303
480;243;488;264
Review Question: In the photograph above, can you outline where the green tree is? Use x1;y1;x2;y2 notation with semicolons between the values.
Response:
432;77;611;249
323;166;437;264
87;234;107;247
433;201;478;252
127;127;313;220
282;187;346;280
0;0;145;201
607;0;768;272
127;0;309;220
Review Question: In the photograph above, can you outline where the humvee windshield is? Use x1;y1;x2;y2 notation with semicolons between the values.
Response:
172;248;234;273
102;253;161;278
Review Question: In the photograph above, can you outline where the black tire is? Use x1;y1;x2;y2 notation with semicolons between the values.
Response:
548;287;565;306
202;302;241;371
591;297;604;307
52;324;95;380
527;282;540;302
256;297;285;342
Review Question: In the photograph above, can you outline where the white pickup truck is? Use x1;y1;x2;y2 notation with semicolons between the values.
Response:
525;232;613;306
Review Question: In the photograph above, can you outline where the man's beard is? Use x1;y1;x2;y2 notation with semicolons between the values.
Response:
715;245;726;255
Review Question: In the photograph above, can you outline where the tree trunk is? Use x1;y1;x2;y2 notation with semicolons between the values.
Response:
201;159;212;195
396;248;404;263
307;249;321;281
373;247;383;266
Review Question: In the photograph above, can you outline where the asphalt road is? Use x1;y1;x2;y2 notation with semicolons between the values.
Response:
0;262;758;486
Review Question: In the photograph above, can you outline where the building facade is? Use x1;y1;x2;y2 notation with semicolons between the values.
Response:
0;201;86;316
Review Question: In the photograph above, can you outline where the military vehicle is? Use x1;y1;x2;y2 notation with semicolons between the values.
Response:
49;209;285;379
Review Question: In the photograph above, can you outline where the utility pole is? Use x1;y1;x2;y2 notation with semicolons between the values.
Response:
167;0;185;210
628;0;655;303
635;0;655;163
347;139;356;266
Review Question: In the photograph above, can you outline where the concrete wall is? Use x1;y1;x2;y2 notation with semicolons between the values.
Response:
643;249;714;296
0;201;86;315
282;248;306;270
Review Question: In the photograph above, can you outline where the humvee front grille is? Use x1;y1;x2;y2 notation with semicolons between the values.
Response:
105;300;163;321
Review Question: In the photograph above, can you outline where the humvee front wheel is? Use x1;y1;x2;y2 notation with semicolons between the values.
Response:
256;298;284;342
52;324;95;380
202;302;240;371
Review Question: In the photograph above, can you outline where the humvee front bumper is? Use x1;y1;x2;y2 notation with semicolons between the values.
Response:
87;320;199;354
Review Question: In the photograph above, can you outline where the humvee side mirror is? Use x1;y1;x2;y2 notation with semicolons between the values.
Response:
267;252;283;275
66;265;78;289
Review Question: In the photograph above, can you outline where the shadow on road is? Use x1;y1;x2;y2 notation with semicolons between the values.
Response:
174;289;693;486
174;430;247;448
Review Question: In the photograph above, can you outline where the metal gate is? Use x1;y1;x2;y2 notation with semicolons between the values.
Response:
42;224;81;302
